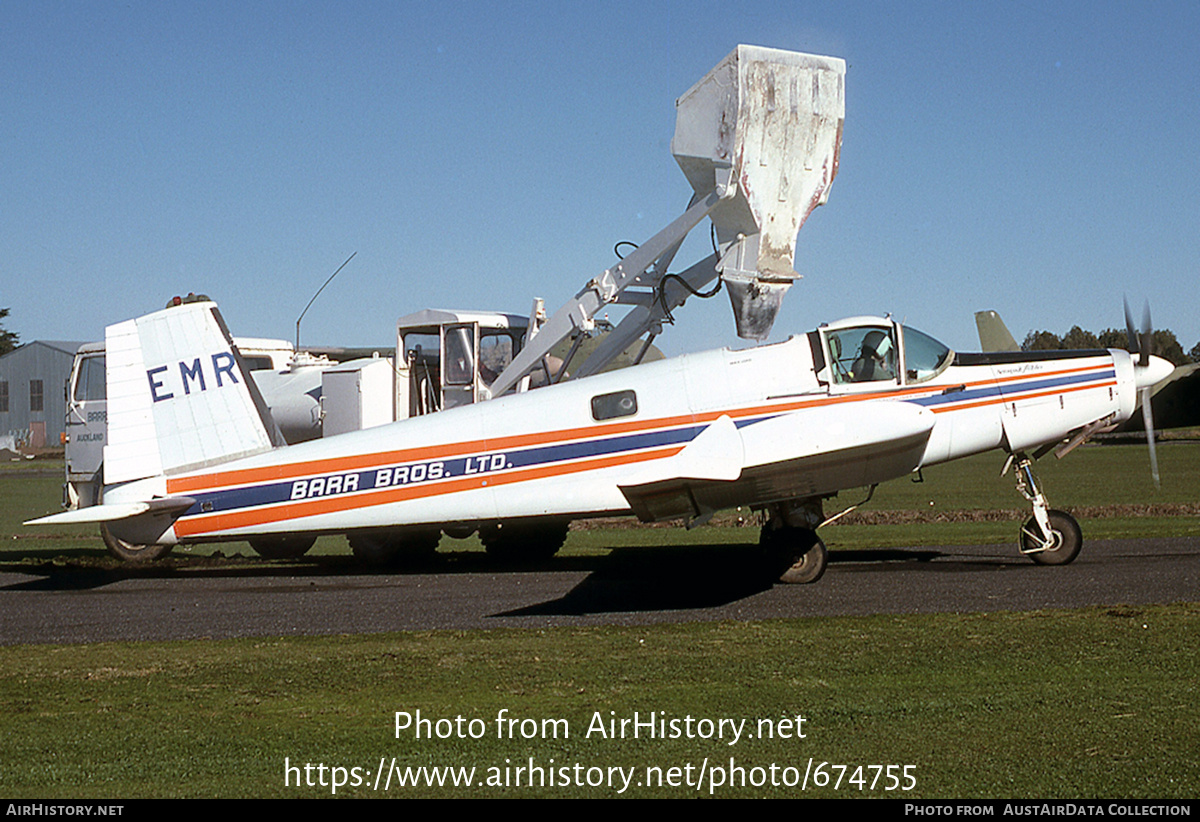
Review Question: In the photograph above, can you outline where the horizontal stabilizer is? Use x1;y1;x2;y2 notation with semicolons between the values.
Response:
25;496;196;526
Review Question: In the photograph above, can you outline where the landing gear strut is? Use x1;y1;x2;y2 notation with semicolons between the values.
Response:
1009;454;1082;566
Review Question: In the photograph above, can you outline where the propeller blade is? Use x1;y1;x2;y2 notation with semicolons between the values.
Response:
1125;298;1161;486
1141;385;1160;489
1124;296;1139;355
1140;300;1153;367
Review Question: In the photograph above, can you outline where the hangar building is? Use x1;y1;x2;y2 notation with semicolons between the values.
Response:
0;340;85;452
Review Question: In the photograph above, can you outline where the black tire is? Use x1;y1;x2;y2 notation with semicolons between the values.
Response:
761;526;828;584
100;524;173;563
349;530;440;566
1022;509;1082;566
249;536;316;559
480;520;569;563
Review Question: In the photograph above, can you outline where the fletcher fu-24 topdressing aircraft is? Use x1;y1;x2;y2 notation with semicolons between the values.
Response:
27;45;1173;582
26;298;1172;583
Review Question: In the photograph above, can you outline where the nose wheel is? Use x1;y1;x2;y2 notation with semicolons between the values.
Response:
1021;509;1082;565
1009;454;1082;566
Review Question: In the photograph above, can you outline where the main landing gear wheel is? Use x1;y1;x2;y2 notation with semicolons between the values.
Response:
1022;509;1082;566
480;521;569;563
100;524;173;563
761;526;828;584
249;536;316;560
349;530;441;566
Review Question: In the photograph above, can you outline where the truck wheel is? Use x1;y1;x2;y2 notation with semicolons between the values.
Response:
349;530;440;566
249;536;316;559
101;524;173;563
481;521;569;562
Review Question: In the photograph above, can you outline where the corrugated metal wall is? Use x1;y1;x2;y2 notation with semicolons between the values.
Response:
0;341;84;450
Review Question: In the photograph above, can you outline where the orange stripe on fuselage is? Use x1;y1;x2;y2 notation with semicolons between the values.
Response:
172;445;684;537
167;412;700;494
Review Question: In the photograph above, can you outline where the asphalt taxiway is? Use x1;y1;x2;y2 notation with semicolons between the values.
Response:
1;537;1196;645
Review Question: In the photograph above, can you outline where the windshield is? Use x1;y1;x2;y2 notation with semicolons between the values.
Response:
479;330;521;386
901;326;953;383
443;326;475;386
72;355;106;401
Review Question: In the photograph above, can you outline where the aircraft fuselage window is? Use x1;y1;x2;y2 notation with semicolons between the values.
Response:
591;389;637;421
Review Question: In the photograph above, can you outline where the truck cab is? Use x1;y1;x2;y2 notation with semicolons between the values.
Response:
394;309;530;418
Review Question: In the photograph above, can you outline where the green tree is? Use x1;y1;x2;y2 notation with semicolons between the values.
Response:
1061;325;1101;350
1098;328;1128;349
1021;330;1062;351
0;308;18;355
1023;325;1191;365
1150;330;1188;366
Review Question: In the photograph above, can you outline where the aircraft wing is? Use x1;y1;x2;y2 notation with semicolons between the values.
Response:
618;402;934;522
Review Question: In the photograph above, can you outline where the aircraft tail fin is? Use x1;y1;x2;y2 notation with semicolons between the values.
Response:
103;300;282;485
975;310;1021;352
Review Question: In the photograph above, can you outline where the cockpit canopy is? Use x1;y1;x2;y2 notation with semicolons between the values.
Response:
816;317;954;387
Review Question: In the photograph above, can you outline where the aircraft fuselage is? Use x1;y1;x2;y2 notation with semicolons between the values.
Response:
97;315;1159;548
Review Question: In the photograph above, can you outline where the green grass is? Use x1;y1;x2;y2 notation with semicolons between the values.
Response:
1;605;1196;798
872;440;1200;510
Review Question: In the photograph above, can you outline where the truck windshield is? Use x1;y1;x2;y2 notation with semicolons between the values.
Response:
73;356;106;401
443;326;475;386
479;331;516;385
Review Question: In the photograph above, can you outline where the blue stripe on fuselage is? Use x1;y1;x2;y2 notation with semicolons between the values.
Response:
908;369;1113;409
182;422;708;517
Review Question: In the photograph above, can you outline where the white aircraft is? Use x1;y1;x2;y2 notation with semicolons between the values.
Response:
26;298;1171;582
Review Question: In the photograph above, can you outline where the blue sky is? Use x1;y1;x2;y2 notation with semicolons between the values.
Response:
3;1;1198;358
